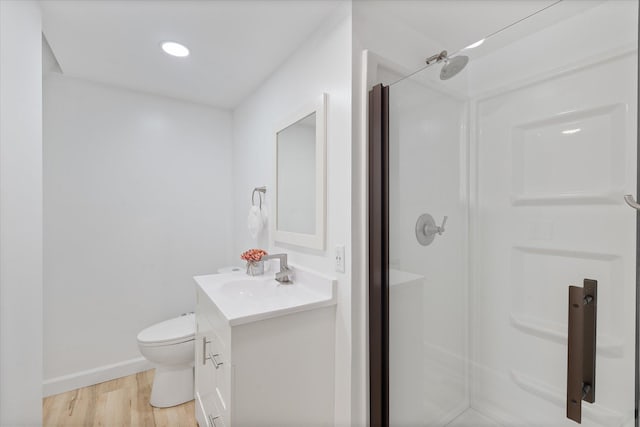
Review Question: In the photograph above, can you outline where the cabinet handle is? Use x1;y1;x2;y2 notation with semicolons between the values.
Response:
202;337;211;366
208;414;221;427
208;352;223;369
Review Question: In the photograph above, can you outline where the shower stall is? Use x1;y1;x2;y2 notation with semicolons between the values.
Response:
368;1;638;426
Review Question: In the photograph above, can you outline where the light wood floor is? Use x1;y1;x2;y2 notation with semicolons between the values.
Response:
43;369;197;427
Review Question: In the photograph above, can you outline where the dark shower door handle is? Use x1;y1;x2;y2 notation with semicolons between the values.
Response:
566;279;597;424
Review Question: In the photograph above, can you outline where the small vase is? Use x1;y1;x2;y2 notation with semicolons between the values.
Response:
246;260;264;276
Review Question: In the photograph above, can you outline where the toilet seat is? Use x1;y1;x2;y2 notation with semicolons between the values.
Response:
138;336;194;347
137;313;195;346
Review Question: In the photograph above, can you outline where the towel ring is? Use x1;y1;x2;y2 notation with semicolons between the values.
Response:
252;186;267;209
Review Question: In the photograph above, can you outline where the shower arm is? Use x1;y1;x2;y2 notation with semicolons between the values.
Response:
425;50;448;65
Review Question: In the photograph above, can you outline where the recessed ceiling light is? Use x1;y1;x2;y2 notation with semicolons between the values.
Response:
161;41;189;58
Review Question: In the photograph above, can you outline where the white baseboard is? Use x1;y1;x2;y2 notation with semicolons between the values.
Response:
43;357;154;397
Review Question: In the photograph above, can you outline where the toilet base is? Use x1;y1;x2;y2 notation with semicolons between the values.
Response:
150;364;194;408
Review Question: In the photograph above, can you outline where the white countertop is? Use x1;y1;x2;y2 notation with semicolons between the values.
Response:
194;264;337;326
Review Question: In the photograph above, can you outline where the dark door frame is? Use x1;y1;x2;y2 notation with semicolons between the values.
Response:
368;83;389;427
635;5;639;425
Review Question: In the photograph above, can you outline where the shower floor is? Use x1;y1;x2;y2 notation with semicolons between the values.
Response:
446;408;501;427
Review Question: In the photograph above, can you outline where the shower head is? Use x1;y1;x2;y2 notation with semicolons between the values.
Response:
425;50;469;81
439;55;469;80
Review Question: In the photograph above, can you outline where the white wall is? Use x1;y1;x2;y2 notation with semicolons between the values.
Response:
43;74;233;395
0;1;43;424
231;5;353;425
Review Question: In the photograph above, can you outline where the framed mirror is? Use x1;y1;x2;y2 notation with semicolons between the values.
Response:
273;93;326;250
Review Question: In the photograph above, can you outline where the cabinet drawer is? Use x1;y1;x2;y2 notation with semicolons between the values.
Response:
195;391;215;427
201;387;227;427
209;415;226;427
213;387;229;427
196;369;227;427
197;326;230;411
209;333;230;414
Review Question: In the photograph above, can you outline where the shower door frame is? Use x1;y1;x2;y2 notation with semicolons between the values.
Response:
367;17;640;424
368;83;389;427
635;7;640;423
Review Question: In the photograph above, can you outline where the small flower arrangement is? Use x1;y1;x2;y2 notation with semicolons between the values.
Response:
241;248;268;262
241;248;268;276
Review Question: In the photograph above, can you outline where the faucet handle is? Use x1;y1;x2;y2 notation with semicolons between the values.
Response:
437;216;448;235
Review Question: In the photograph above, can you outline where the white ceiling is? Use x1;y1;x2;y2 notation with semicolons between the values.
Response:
361;0;561;53
42;0;604;109
41;0;344;109
380;0;607;57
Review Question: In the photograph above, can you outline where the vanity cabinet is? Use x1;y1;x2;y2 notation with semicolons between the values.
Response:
195;299;230;427
194;280;336;427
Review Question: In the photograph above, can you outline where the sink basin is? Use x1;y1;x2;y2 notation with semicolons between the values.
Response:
194;265;336;326
220;279;281;299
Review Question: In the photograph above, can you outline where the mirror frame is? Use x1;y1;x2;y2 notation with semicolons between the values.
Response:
272;93;327;250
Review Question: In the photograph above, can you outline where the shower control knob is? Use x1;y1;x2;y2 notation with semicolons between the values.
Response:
415;213;448;246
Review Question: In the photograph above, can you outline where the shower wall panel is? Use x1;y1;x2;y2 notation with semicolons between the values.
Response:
472;47;637;427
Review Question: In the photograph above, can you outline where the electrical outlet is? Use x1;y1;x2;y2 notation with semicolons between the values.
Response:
335;245;345;273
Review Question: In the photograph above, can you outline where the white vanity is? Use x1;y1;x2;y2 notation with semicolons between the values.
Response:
193;265;336;427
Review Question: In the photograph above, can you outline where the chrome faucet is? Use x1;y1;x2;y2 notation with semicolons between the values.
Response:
262;253;293;283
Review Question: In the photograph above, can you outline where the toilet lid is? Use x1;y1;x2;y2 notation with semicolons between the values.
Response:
137;313;195;345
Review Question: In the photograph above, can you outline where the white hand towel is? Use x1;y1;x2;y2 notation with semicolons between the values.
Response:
260;206;268;227
247;206;263;239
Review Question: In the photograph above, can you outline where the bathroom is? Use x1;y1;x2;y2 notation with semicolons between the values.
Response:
0;1;638;426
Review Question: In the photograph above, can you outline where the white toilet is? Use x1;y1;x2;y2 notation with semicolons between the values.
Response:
137;313;195;408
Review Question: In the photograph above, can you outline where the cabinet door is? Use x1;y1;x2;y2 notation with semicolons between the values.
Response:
208;332;230;418
195;310;219;426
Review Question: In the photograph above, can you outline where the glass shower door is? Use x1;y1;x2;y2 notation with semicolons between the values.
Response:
386;63;470;426
385;1;638;426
